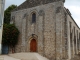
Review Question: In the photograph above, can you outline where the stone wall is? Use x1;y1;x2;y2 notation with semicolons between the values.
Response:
10;0;80;60
11;1;65;60
64;8;80;60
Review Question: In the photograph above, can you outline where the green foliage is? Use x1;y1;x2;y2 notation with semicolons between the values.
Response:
2;24;19;47
4;5;17;24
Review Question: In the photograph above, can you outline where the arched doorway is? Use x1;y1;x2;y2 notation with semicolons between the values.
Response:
30;39;37;52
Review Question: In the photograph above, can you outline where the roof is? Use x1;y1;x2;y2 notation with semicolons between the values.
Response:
12;0;65;11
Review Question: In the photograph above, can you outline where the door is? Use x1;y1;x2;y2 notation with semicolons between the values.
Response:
30;39;37;52
2;45;9;54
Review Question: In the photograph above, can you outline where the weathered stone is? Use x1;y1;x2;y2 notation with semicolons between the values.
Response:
10;0;80;60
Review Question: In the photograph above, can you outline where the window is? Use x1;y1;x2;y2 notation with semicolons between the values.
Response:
32;13;36;23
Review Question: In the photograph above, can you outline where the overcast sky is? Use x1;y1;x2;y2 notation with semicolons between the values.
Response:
5;0;80;27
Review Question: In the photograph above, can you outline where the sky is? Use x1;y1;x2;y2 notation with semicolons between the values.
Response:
5;0;80;27
65;0;80;27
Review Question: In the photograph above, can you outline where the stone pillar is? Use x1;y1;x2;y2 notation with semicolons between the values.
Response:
55;7;63;60
21;14;27;52
76;32;78;54
55;14;62;60
38;10;44;55
55;2;65;60
79;33;80;52
79;35;80;52
63;13;68;59
72;29;75;58
67;20;71;60
77;33;79;54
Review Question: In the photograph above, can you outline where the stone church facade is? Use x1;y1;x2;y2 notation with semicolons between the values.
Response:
10;0;80;60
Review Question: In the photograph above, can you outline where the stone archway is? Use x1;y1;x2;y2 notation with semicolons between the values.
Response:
30;39;37;52
27;34;38;52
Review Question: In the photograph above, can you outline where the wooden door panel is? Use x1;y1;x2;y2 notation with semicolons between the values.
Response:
30;39;37;52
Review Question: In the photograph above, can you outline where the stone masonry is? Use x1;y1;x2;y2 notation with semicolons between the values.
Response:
10;0;80;60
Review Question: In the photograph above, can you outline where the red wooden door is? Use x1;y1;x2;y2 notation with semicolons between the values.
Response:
30;39;37;52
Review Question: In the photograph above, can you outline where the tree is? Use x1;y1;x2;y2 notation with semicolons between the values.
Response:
2;24;19;53
4;5;17;24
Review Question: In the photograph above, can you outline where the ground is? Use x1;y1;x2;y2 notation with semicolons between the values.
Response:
0;53;49;60
0;53;80;60
71;52;80;60
0;55;20;60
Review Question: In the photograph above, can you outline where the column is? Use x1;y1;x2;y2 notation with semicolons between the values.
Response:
21;14;27;52
76;31;78;54
77;33;79;54
72;29;75;58
55;7;63;60
67;21;71;60
38;10;44;55
79;34;80;52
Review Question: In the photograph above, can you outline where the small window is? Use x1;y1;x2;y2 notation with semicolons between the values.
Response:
32;13;36;23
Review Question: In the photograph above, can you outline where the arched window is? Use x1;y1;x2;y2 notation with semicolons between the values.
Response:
32;13;36;23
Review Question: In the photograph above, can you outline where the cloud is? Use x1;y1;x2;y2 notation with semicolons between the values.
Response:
5;0;26;9
65;0;80;27
66;6;80;17
75;18;80;27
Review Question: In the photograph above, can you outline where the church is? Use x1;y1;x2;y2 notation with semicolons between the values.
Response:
10;0;80;60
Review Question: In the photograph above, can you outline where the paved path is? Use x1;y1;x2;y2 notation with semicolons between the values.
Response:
0;53;49;60
9;52;49;60
0;55;20;60
71;55;80;60
71;52;80;60
0;52;80;60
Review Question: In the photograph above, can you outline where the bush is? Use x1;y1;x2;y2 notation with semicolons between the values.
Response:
2;24;19;47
